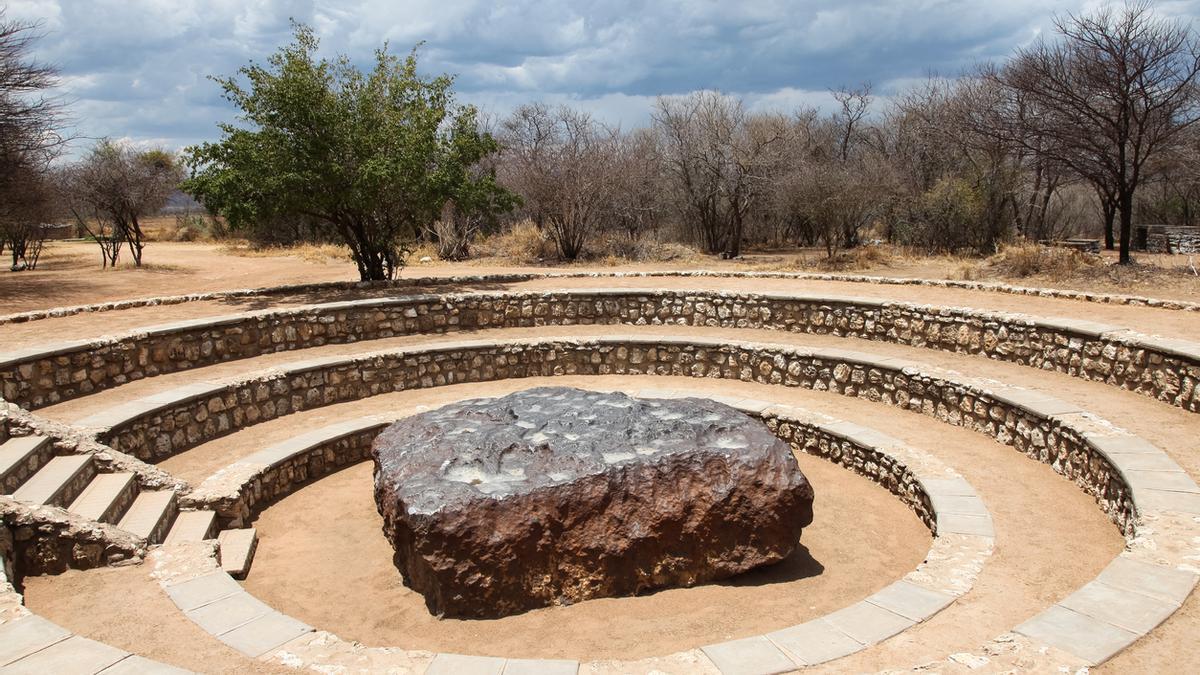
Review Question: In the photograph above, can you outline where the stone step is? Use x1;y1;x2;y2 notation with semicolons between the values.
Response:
68;472;139;523
217;528;258;579
0;435;55;494
164;510;218;546
118;490;178;544
10;454;95;507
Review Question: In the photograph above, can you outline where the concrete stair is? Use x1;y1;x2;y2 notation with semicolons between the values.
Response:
2;441;193;547
164;510;218;546
118;490;178;544
0;435;55;494
217;528;258;579
68;472;138;523
11;454;95;506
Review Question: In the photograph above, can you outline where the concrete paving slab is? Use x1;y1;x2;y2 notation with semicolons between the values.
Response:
163;571;242;612
929;494;988;517
164;510;217;545
0;614;70;666
1059;581;1179;634
76;400;164;430
920;477;976;497
1105;453;1188;472
118;490;176;542
1136;488;1200;515
937;512;995;538
217;528;258;579
865;580;956;622
1015;605;1138;665
823;601;915;645
186;591;273;635
766;619;863;665
1123;470;1200;494
502;657;579;675
1096;557;1198;605
98;654;194;674
991;389;1083;417
1;634;127;674
425;653;507;675
218;611;311;658
700;636;797;675
1085;434;1161;456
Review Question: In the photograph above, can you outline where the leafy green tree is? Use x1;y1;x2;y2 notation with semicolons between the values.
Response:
184;24;512;280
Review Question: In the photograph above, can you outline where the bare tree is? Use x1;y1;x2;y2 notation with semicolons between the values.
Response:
499;104;620;260
0;11;66;271
987;2;1200;263
62;141;184;267
610;128;666;240
832;83;873;162
654;91;782;258
0;157;54;270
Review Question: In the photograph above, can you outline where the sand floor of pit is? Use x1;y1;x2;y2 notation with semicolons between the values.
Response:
116;374;1122;666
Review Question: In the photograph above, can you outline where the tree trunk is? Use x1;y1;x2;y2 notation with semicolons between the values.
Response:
1118;190;1134;265
723;212;743;259
1102;199;1116;251
128;214;145;267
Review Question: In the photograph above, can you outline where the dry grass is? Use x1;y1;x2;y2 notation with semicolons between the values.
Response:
982;243;1102;280
473;221;557;264
219;242;352;264
751;244;895;273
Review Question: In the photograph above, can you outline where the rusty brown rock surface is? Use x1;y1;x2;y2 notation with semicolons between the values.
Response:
372;387;814;619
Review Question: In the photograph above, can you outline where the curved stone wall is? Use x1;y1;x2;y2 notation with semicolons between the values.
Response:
83;336;1147;534
4;289;1197;412
2;269;1196;328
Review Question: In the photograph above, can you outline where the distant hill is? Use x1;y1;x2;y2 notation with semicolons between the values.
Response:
160;189;203;214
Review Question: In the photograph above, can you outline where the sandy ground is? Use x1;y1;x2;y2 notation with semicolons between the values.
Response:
20;565;291;674
2;271;1198;360
1;239;1198;320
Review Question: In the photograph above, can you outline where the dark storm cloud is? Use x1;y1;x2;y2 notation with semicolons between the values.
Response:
8;0;1200;155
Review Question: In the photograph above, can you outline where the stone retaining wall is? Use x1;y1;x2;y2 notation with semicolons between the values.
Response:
4;290;1197;413
765;414;935;530
184;421;386;526
2;269;1196;328
99;338;1136;534
0;497;144;580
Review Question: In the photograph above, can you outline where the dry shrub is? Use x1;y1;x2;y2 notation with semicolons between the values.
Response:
988;243;1101;279
814;244;892;271
955;262;982;280
594;237;701;263
409;241;441;263
475;221;556;264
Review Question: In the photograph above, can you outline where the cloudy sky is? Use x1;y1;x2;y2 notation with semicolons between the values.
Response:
8;0;1200;156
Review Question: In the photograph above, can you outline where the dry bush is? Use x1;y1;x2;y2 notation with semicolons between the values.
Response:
593;237;701;263
805;245;889;271
756;244;892;272
955;262;982;280
987;243;1101;279
475;221;556;264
